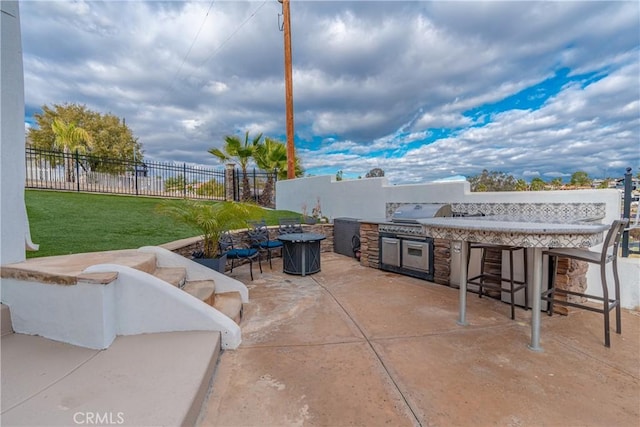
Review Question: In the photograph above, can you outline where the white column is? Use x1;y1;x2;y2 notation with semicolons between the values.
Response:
1;1;37;265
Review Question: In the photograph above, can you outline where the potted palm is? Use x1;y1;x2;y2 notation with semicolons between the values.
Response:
157;199;262;273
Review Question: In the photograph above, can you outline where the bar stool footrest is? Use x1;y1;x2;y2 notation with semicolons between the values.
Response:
540;288;619;315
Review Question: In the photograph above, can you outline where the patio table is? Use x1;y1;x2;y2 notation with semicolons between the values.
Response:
417;216;609;351
278;232;326;276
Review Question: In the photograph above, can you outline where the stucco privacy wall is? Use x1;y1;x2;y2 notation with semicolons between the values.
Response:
276;175;639;309
1;1;36;265
275;176;472;221
276;175;621;224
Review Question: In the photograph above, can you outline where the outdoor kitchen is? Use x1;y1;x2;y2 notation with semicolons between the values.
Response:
276;175;637;311
353;201;611;309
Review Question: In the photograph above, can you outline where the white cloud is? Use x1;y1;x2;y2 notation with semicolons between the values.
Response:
19;0;639;183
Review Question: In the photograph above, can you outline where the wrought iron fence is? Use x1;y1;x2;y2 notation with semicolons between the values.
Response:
621;167;639;257
25;147;277;207
231;167;278;207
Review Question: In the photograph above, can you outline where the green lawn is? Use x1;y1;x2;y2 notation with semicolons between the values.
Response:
25;190;299;258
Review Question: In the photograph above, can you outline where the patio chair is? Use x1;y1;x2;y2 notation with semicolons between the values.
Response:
248;220;283;269
278;217;303;235
466;243;529;320
219;230;262;281
541;219;628;347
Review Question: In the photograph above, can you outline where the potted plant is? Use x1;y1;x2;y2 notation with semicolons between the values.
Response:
157;199;262;273
301;202;315;224
302;198;324;224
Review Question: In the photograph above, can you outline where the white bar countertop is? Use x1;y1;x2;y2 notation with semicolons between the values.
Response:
418;216;609;248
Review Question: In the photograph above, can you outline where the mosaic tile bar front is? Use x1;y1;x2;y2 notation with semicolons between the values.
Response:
386;202;606;223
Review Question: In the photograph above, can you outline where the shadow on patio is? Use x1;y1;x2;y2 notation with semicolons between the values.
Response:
200;252;640;426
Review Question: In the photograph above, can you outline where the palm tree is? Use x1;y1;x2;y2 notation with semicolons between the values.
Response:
287;153;305;180
51;118;92;183
550;177;563;189
530;177;546;191
209;132;262;202
157;199;261;259
253;138;306;206
254;137;287;206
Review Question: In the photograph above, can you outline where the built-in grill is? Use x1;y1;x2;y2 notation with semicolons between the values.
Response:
379;203;452;281
390;203;452;223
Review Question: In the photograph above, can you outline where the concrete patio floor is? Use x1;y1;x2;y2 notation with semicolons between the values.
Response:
199;252;640;427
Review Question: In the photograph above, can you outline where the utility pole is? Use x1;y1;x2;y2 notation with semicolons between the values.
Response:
279;0;295;179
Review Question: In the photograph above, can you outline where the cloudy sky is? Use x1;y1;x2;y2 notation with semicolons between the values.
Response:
20;0;640;184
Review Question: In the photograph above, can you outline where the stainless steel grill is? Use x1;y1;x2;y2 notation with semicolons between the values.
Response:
391;203;452;223
380;203;453;281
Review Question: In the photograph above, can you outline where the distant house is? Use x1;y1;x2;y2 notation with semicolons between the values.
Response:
615;176;639;191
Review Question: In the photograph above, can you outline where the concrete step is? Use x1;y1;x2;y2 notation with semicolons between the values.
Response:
0;249;157;285
153;265;242;324
153;266;187;288
183;280;216;305
1;303;13;336
213;292;243;324
1;331;220;426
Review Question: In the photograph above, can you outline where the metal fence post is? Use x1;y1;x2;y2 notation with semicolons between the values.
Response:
252;168;257;203
621;167;632;257
75;149;80;192
134;153;139;196
183;163;187;198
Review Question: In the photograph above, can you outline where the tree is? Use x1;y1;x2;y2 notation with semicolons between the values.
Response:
549;177;563;189
28;103;142;172
253;137;286;206
253;137;305;205
597;178;612;189
515;179;528;191
530;177;546;191
365;168;384;178
467;170;519;192
209;132;262;202
51;118;92;182
283;153;304;180
195;179;224;198
157;200;261;259
570;171;592;188
257;138;304;181
165;175;187;193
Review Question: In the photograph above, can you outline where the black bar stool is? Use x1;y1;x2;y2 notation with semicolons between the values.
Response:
466;243;529;320
542;219;628;347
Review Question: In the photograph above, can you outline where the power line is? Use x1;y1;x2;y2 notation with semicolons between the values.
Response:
168;0;216;92
163;0;270;101
197;0;269;69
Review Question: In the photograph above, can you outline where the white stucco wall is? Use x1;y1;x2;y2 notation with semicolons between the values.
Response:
588;256;640;311
276;175;472;221
85;264;240;348
1;263;243;350
0;1;31;265
1;279;117;349
276;174;620;224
